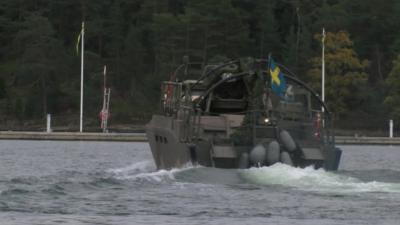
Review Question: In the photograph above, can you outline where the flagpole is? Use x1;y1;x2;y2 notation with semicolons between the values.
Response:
321;28;325;111
80;22;85;132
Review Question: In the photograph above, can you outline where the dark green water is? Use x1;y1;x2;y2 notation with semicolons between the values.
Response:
0;141;399;225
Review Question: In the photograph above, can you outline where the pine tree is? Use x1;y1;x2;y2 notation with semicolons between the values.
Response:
252;0;281;59
307;30;368;117
12;13;67;118
384;55;400;123
183;0;252;64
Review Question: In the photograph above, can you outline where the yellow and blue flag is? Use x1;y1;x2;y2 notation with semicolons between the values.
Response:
269;56;286;97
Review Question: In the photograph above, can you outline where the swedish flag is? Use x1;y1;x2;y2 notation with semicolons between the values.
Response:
269;56;286;97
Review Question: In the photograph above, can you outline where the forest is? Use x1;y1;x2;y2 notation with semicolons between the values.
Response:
0;0;399;133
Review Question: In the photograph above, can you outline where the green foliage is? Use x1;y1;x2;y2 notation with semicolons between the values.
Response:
252;1;280;59
0;0;398;130
184;0;252;62
11;13;69;118
0;78;5;99
384;55;400;122
307;31;369;117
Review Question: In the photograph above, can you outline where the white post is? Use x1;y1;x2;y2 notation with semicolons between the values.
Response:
101;65;107;133
321;28;325;108
390;119;393;138
321;28;326;128
46;114;51;133
80;22;85;133
103;65;107;92
105;88;111;133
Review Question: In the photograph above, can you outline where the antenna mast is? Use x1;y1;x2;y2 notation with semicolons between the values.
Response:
100;65;111;132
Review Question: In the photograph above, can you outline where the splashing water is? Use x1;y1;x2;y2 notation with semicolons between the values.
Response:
107;161;156;175
108;161;197;183
239;163;400;194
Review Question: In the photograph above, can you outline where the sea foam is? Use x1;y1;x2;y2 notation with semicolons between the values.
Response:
108;161;196;183
240;163;400;194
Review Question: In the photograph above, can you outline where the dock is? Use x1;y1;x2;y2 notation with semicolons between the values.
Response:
335;136;400;145
0;131;148;142
0;131;399;145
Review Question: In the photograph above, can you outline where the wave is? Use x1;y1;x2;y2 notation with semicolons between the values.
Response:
239;163;400;194
107;161;156;175
108;161;197;183
174;167;243;185
2;188;32;195
107;161;400;192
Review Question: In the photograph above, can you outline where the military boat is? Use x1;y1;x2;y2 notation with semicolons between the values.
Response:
145;57;342;170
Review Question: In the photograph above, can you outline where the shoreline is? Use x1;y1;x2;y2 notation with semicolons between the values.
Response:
335;136;400;145
0;131;147;142
0;131;399;145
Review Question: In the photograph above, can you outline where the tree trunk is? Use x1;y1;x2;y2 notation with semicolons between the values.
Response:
41;76;48;119
202;25;209;68
375;45;384;82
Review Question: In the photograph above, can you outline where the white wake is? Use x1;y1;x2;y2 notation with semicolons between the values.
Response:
107;161;196;182
240;163;400;194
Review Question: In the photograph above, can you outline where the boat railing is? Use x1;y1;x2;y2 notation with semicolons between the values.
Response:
223;109;334;146
172;102;334;149
160;81;183;116
160;81;205;143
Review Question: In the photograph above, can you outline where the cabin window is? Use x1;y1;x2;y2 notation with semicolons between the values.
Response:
155;135;168;144
191;91;203;101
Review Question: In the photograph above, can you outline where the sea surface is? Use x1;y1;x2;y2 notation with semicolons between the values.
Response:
0;140;399;225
